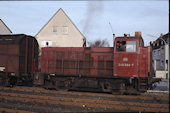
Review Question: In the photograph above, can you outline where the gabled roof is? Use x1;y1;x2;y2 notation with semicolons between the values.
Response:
155;33;169;44
151;33;169;49
0;19;12;33
35;8;85;40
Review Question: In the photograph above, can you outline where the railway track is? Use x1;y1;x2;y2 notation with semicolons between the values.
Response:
0;86;169;103
0;86;169;112
0;108;34;113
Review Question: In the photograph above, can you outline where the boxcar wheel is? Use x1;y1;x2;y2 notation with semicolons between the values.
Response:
9;76;17;87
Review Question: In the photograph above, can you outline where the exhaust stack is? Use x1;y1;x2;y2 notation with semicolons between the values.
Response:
135;32;141;38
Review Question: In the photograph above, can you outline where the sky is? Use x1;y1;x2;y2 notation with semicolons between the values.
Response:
0;1;169;46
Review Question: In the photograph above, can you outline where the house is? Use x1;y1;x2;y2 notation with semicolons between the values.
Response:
152;33;169;78
35;8;86;50
0;19;12;34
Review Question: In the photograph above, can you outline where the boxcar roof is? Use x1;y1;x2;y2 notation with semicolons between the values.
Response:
0;34;32;44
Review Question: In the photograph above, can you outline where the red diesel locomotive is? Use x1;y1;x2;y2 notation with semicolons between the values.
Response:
0;32;159;94
36;32;157;94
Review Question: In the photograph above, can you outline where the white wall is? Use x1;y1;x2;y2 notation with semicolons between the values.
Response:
156;70;168;78
0;20;12;34
36;9;85;49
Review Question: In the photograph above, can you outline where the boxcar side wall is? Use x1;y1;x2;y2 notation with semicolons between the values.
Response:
19;36;39;74
34;38;39;72
0;34;39;76
0;44;20;76
27;36;34;73
19;37;26;74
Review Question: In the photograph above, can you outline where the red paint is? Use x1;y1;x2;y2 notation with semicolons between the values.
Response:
41;32;151;78
0;34;39;76
41;47;113;76
113;33;151;77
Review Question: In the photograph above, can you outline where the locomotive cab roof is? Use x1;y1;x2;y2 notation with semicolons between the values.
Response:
114;32;144;48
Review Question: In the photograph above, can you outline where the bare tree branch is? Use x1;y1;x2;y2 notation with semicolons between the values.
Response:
88;38;110;47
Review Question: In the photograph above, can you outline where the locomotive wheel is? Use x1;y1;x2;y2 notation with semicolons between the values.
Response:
54;78;72;91
44;79;54;89
100;81;112;93
64;80;72;90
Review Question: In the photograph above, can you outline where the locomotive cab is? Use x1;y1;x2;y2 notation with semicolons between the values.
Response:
113;32;150;78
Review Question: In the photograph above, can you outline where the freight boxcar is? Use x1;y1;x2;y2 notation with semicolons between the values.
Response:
36;32;158;94
0;34;39;86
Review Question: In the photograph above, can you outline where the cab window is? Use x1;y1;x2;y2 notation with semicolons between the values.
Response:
116;41;126;52
116;41;136;52
126;41;136;52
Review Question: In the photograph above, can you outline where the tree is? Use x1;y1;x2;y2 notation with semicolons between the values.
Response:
88;38;110;47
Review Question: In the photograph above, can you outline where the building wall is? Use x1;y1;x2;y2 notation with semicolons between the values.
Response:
156;71;168;78
36;9;85;49
0;20;12;34
152;34;169;78
152;45;168;78
152;46;165;70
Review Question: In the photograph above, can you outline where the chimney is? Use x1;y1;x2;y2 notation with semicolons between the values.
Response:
135;32;141;38
160;33;163;38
